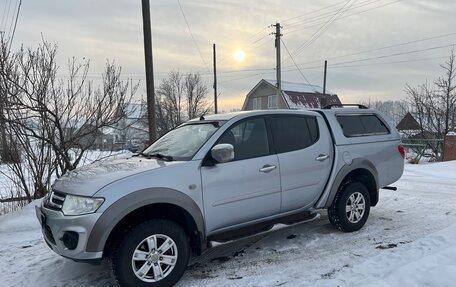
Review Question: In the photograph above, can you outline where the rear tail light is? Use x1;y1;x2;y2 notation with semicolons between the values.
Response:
398;144;405;159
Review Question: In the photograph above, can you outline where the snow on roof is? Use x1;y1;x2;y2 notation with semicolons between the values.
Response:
264;79;335;95
262;79;340;109
283;90;341;109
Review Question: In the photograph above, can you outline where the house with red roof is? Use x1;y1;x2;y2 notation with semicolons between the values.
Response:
241;79;341;110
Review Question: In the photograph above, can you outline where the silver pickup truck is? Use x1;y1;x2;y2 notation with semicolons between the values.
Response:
36;105;404;287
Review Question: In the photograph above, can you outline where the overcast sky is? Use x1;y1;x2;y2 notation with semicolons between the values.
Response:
2;0;456;110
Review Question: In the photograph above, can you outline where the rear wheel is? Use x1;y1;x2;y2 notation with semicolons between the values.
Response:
112;219;190;287
328;181;371;232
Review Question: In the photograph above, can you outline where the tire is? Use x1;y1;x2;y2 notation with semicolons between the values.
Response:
327;181;371;232
112;219;190;287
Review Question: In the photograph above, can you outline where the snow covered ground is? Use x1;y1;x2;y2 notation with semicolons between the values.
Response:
0;161;455;287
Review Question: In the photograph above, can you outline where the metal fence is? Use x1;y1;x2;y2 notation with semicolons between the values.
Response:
401;138;444;163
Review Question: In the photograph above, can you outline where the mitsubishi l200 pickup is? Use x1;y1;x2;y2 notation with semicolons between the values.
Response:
36;105;404;287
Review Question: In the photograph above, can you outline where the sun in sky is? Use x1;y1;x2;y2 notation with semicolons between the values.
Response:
233;50;246;62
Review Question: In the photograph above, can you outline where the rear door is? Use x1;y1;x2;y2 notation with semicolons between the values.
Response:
201;117;281;234
270;115;333;212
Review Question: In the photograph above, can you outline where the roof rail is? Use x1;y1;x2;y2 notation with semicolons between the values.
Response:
322;104;369;109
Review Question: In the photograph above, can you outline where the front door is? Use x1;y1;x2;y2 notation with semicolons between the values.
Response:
201;117;281;234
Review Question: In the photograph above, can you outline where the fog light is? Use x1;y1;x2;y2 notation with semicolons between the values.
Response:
61;231;79;250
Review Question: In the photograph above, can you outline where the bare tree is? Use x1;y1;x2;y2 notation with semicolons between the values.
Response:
436;51;456;135
156;71;184;133
185;73;210;119
359;100;408;125
405;50;456;159
154;70;211;136
0;36;16;164
0;38;137;201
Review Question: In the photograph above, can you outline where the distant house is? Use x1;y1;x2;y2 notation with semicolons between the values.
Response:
99;103;149;149
116;103;149;143
97;103;149;150
241;79;341;111
396;112;421;140
60;103;149;151
396;112;421;132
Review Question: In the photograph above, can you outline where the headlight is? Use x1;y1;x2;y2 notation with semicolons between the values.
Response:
62;194;104;216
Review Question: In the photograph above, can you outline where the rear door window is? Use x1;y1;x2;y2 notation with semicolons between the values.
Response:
270;116;319;153
337;114;389;137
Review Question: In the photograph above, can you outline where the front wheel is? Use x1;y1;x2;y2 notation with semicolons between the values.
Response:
112;219;190;287
328;181;371;232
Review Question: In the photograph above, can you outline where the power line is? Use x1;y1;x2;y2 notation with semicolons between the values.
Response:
282;32;456;69
9;0;21;50
199;1;395;83
328;56;449;69
281;0;349;24
329;43;456;67
283;0;354;65
285;0;402;34
111;40;455;84
280;43;456;73
2;0;12;34
7;0;19;39
281;38;318;92
176;0;210;72
217;67;274;74
66;54;447;82
1;0;11;32
250;34;270;46
285;0;384;28
244;26;270;44
193;26;272;74
218;71;274;84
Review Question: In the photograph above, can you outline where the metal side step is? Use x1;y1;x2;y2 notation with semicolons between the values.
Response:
208;211;321;245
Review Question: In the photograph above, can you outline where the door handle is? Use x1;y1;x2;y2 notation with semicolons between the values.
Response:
315;154;330;161
259;164;277;173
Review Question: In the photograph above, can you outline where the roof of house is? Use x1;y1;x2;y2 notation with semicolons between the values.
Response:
282;90;341;109
396;112;421;131
264;79;335;95
264;79;341;109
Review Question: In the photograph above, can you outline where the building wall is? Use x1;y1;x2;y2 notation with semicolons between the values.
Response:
243;82;288;110
443;134;456;161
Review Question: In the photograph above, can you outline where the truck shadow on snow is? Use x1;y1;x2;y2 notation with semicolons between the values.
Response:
180;212;340;282
177;209;419;285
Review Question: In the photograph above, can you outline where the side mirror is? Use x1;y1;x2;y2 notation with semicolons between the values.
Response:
211;144;234;163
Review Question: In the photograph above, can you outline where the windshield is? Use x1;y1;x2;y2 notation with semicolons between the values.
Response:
142;122;222;161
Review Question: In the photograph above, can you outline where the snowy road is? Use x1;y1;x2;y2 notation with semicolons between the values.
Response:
1;161;455;287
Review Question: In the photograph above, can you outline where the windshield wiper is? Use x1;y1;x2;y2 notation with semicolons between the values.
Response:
134;152;173;161
133;151;151;158
148;153;174;161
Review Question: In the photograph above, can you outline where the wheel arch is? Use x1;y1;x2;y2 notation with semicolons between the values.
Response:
324;159;379;208
86;188;205;256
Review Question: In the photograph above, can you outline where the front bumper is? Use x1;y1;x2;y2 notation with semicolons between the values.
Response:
35;202;103;261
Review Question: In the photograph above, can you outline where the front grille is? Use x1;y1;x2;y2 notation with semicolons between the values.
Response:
44;191;66;211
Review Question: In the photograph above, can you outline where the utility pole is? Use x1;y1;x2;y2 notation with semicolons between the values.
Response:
141;0;156;142
0;94;8;162
272;23;282;98
213;43;218;114
323;60;327;95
